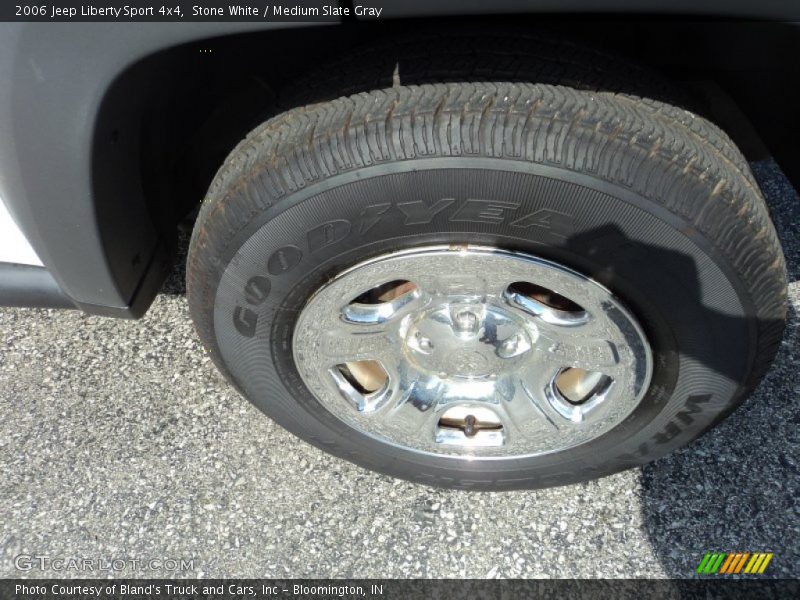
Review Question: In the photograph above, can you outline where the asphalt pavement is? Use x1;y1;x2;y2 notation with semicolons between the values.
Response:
0;159;797;579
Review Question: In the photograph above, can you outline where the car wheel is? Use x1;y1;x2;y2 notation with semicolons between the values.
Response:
187;82;786;490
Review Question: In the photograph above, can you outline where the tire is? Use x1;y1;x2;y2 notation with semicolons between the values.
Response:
187;81;787;490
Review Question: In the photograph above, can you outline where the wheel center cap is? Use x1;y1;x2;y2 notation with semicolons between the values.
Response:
403;303;533;378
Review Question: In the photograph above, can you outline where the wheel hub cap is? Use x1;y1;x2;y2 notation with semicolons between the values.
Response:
292;246;652;459
404;303;532;378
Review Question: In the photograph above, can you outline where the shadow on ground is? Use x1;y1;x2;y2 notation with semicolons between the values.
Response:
159;160;798;577
640;159;800;578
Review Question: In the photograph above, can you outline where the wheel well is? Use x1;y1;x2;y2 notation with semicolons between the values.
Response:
95;17;800;282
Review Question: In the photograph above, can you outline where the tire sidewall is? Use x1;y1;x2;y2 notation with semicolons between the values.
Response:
201;158;752;489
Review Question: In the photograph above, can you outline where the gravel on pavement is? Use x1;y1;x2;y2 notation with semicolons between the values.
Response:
0;159;797;579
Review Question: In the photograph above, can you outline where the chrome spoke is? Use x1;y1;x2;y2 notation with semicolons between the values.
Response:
534;331;631;376
373;379;440;437
413;271;492;304
494;374;561;442
314;326;398;368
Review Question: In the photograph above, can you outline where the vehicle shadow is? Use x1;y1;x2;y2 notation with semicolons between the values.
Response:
640;159;799;578
160;229;189;296
161;160;797;575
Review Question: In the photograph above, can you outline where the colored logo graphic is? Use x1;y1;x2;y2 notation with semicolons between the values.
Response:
696;552;774;575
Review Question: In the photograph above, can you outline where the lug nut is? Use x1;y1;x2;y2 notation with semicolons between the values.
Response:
454;310;479;333
463;415;478;437
498;332;531;359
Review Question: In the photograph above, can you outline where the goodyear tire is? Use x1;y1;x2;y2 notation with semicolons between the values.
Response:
187;81;787;490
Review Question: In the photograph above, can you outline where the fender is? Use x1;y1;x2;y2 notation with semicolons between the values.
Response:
0;21;311;317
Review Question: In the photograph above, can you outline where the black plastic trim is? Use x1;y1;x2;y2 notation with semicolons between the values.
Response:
0;22;299;315
71;240;173;319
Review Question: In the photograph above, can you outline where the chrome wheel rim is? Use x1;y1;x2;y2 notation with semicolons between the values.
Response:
292;245;652;459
